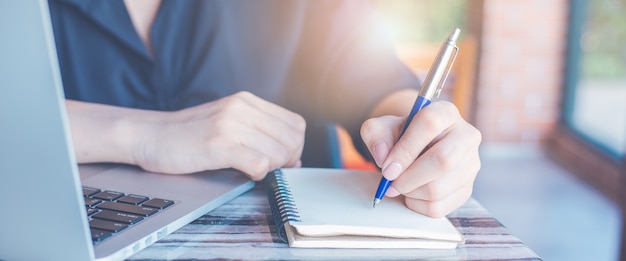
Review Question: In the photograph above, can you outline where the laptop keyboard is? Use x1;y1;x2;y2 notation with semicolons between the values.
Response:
82;187;175;244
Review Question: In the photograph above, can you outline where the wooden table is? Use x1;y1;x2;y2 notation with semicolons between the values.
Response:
128;184;540;260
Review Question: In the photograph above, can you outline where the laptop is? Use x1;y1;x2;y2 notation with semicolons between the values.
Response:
0;1;255;260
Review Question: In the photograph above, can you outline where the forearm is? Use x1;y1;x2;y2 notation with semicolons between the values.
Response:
65;100;161;165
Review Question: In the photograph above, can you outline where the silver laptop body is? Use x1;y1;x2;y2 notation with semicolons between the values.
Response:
0;1;255;260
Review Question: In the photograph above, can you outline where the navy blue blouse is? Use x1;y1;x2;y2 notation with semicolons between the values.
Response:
48;0;418;167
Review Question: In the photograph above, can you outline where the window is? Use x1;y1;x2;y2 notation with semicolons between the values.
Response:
564;0;626;159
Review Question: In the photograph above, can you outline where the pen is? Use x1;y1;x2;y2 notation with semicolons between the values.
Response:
372;28;460;208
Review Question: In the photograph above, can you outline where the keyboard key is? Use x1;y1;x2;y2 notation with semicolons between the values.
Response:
97;201;158;217
86;208;100;216
84;198;102;208
84;186;177;245
117;194;148;205
142;198;174;209
82;187;100;197
90;228;113;243
89;219;128;233
92;191;124;201
93;210;143;224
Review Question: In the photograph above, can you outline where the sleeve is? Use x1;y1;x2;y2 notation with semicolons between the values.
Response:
282;0;420;160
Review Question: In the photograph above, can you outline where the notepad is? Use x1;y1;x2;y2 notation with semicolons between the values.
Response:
264;168;464;249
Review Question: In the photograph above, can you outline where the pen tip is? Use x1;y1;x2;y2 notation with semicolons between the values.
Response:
372;199;380;208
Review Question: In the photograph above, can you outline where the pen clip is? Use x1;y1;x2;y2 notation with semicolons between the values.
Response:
435;45;459;98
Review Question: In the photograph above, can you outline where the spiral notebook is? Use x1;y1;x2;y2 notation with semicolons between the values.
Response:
264;168;464;249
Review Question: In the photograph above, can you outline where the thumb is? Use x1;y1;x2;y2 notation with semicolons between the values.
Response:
360;115;403;168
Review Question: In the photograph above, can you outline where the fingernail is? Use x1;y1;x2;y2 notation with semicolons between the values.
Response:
382;161;403;180
373;142;389;167
386;186;400;197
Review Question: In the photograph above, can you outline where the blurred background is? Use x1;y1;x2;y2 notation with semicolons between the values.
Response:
362;0;626;260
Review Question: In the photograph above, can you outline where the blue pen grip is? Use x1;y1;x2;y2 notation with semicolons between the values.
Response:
374;177;392;200
399;96;431;137
374;95;431;201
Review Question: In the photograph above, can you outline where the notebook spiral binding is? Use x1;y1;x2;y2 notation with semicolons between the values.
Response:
264;169;301;243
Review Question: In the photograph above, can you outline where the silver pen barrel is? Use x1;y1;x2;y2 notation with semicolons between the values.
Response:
417;28;460;100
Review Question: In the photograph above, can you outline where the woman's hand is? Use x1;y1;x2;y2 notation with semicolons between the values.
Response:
361;100;482;217
67;91;306;180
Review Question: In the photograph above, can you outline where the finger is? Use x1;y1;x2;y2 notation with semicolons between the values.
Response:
235;91;306;131
235;127;300;172
391;120;481;195
381;101;460;181
219;146;273;181
208;129;293;180
405;182;473;218
287;159;302;168
360;116;403;167
232;93;306;167
282;136;304;168
198;122;298;179
402;151;480;201
250;112;305;167
211;94;305;168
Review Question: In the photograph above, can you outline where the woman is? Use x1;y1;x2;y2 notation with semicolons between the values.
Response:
49;0;481;217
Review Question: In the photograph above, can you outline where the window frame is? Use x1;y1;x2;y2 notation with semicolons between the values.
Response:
547;0;622;202
562;0;624;161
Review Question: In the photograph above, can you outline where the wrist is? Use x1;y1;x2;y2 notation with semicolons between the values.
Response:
66;100;167;167
115;108;169;168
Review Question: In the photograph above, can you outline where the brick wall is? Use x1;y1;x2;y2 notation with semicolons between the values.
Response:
471;0;568;144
